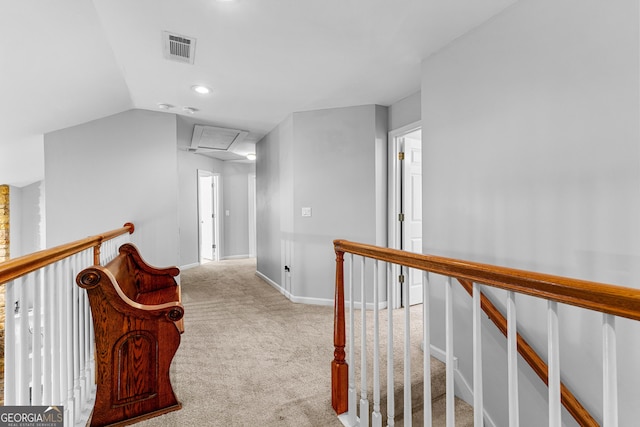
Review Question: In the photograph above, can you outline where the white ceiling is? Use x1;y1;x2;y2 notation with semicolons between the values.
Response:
0;0;516;187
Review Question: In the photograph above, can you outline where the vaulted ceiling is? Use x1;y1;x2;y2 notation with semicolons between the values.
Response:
0;0;516;187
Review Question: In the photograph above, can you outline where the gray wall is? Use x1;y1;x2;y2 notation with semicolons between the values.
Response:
222;161;255;259
177;116;224;267
256;114;294;294
389;91;421;131
9;181;45;258
45;109;179;267
421;0;639;425
8;185;22;258
43;111;253;268
256;105;387;304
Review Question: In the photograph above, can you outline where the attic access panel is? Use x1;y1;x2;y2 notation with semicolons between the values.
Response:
190;125;249;154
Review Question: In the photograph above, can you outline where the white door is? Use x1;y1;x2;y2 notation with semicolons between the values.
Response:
198;171;214;262
402;133;423;305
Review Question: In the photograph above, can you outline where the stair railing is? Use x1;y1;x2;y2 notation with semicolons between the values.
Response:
331;239;639;426
1;223;134;427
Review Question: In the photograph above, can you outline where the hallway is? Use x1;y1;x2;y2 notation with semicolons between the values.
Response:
137;258;342;427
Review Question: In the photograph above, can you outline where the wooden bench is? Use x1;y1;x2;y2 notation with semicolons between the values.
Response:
77;243;184;427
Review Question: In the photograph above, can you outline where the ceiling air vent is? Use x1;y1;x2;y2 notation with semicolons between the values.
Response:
162;31;196;64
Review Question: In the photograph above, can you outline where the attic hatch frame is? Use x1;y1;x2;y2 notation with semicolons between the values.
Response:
188;125;250;160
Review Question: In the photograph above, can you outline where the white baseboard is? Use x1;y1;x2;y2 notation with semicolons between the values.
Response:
256;270;292;299
428;344;497;427
254;271;387;309
454;367;498;427
427;343;458;369
179;262;200;271
221;254;251;260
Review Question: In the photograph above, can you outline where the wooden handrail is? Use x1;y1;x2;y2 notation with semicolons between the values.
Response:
334;239;640;321
331;239;618;426
0;222;134;285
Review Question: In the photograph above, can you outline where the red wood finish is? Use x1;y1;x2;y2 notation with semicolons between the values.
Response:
0;223;134;285
332;239;623;427
331;250;348;414
334;239;640;321
77;243;184;426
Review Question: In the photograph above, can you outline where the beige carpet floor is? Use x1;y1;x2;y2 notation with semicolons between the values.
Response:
135;258;472;427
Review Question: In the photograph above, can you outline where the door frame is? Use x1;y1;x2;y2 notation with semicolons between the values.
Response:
388;121;422;308
197;170;221;263
248;173;256;258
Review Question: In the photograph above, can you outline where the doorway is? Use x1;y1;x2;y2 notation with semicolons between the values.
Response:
198;170;220;263
389;123;423;307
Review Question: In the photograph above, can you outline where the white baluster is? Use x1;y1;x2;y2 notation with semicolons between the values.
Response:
56;260;66;407
4;279;16;404
507;291;519;427
360;256;369;427
387;262;395;427
423;272;432;427
445;277;454;427
372;261;382;427
473;283;483;427
404;269;412;427
347;254;357;425
78;249;89;419
32;269;43;405
19;274;30;404
603;314;618;427
43;265;54;403
51;263;61;405
64;258;75;425
73;253;83;422
548;301;561;427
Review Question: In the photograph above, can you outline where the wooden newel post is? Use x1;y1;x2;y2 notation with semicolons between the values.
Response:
332;249;348;414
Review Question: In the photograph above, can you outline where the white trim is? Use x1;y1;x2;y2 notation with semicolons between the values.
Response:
179;262;200;271
255;270;387;309
248;174;256;258
428;343;458;369
221;254;252;260
338;412;357;427
256;270;292;299
387;120;422;309
427;343;498;427
454;364;499;427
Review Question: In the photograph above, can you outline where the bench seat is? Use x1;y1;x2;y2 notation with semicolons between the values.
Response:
77;243;184;427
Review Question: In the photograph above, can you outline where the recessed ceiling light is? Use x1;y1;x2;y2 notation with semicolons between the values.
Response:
183;106;198;114
191;85;212;95
157;103;174;110
246;153;256;161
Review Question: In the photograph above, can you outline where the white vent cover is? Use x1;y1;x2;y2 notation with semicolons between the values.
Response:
162;31;196;64
189;125;249;155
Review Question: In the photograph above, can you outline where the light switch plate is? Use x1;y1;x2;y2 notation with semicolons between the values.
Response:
301;207;312;217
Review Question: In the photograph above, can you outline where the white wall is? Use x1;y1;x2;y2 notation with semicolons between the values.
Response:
257;105;387;304
45;109;179;267
421;0;639;425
